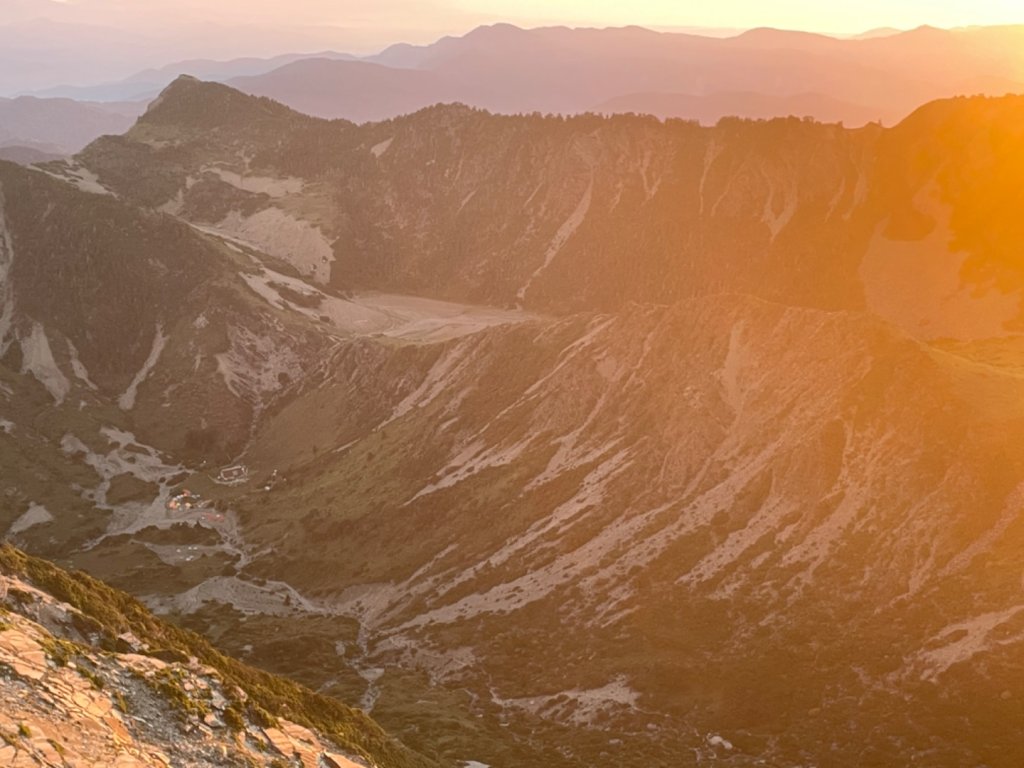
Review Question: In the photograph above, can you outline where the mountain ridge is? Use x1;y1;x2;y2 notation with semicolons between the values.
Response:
7;22;1024;154
80;77;1024;341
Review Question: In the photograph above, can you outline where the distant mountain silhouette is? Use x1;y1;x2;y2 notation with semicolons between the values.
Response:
217;23;1024;126
14;23;1024;141
0;96;143;153
228;59;455;123
31;51;357;102
0;144;63;164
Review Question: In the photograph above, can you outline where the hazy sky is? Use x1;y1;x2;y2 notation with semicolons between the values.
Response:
457;0;1024;34
13;0;1024;44
3;0;1024;94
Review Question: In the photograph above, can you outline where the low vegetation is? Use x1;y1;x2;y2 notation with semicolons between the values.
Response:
0;543;437;768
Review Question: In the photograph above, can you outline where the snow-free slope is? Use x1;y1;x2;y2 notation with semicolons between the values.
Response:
0;544;436;768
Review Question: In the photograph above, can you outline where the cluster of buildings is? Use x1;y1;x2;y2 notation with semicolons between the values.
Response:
166;489;202;513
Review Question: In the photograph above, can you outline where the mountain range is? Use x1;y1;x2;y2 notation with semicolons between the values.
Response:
4;74;1024;766
5;23;1024;154
227;23;1024;125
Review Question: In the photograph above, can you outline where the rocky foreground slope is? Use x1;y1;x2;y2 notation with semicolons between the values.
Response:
0;544;435;768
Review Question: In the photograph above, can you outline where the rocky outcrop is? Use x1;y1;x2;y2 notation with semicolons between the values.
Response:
0;545;436;768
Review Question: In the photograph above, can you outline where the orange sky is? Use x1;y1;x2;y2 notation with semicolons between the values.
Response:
4;0;1023;94
24;0;1024;50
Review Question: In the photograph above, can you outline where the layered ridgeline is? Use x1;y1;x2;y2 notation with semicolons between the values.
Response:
0;97;143;156
81;76;1024;338
3;77;1024;766
222;23;1024;126
82;75;877;312
0;544;435;768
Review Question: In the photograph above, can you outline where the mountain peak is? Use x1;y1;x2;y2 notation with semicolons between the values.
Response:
139;75;304;132
465;22;525;38
732;26;836;44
